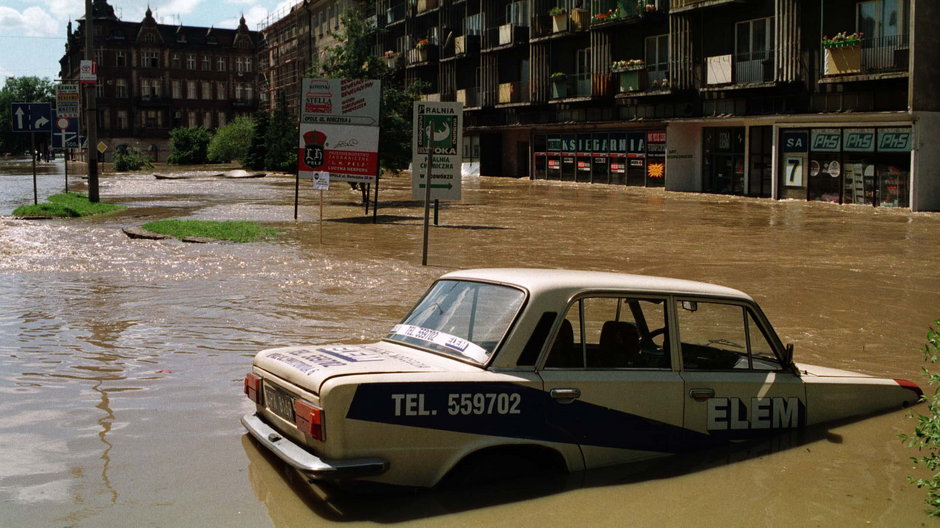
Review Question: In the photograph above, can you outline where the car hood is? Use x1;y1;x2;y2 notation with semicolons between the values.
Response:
253;341;479;393
794;362;883;378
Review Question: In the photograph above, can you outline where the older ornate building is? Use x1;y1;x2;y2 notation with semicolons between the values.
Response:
58;0;263;161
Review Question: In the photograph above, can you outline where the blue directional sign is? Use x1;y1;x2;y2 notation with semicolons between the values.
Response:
51;110;80;148
11;102;53;132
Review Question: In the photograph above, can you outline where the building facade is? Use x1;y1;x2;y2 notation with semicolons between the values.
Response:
375;0;938;211
58;0;262;161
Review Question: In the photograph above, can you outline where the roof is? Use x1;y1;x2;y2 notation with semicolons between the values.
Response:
439;268;752;301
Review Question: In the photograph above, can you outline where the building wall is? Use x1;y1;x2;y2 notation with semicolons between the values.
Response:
912;112;940;212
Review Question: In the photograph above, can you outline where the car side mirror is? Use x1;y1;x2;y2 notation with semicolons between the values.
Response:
681;301;698;312
782;343;794;366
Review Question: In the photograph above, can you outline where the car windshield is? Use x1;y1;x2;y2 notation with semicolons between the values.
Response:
386;280;526;364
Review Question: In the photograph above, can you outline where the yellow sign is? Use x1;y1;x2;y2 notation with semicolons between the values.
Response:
97;141;108;154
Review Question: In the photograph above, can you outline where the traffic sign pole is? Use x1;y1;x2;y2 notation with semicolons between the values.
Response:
83;0;99;203
30;133;37;204
421;127;434;266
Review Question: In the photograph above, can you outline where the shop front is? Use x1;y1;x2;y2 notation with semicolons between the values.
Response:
533;130;666;186
778;126;912;207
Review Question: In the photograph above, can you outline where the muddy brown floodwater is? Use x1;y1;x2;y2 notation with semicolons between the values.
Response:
1;159;939;527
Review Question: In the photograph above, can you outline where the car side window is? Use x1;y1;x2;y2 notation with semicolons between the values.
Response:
544;296;670;369
677;300;782;371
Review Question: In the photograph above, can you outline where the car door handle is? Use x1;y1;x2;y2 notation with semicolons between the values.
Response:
550;388;581;402
689;388;715;401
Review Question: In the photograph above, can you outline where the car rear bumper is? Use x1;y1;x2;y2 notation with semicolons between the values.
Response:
241;413;388;481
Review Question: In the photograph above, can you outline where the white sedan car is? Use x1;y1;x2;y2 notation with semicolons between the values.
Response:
242;269;921;488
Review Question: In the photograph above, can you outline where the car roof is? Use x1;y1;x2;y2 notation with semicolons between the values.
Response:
439;268;753;301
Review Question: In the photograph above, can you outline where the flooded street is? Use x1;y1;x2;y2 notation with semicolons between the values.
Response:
1;159;939;527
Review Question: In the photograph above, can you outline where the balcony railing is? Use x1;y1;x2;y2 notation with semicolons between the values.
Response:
483;23;529;49
861;34;909;72
734;48;773;84
549;72;592;99
592;0;666;24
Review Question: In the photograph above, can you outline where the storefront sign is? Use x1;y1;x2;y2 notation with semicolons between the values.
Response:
561;135;576;153
843;129;875;152
627;133;645;155
811;129;841;152
877;128;912;152
784;157;804;187
412;101;463;200
647;161;665;180
547;136;561;151
647;130;666;143
782;131;808;153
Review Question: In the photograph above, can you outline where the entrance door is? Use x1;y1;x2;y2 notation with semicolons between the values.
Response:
748;126;772;197
703;127;746;194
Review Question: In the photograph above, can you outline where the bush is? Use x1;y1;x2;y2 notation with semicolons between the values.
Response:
902;319;940;517
207;116;254;164
167;127;212;165
113;147;153;171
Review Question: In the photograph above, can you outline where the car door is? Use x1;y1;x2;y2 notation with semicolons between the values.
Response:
538;294;687;470
674;297;806;445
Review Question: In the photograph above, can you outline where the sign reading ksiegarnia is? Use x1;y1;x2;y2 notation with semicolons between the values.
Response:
412;101;463;201
297;78;381;184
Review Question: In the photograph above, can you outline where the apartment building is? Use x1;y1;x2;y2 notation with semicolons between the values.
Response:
58;0;262;161
377;0;939;211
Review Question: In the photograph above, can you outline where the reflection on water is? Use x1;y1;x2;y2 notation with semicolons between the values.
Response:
1;161;939;526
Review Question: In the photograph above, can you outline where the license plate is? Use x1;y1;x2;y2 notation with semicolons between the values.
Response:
263;384;295;422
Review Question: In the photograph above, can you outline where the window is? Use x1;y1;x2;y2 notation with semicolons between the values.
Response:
734;17;774;83
236;57;245;73
172;80;182;99
188;111;197;127
676;300;781;371
545;296;670;369
187;55;195;70
116;79;128;98
216;81;226;100
217;57;226;71
245;58;252;72
857;0;907;41
202;81;211;100
218;111;226;128
117;110;128;129
645;34;669;75
202;55;210;71
506;1;529;26
116;51;126;67
171;54;181;68
203;112;212;129
187;81;197;100
464;14;482;36
142;50;159;68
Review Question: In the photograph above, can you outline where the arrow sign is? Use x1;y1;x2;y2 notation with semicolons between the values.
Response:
10;102;53;132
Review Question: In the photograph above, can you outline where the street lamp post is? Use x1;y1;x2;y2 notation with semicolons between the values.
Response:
84;0;99;202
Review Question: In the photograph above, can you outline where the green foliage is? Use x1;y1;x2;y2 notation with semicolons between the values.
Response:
244;110;269;171
141;219;279;243
901;320;940;516
113;147;153;172
13;193;126;217
263;94;297;173
310;6;425;172
0;76;55;155
167;127;213;165
207;116;255;164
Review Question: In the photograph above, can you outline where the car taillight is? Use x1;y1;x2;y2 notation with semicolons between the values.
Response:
244;373;262;404
293;399;324;441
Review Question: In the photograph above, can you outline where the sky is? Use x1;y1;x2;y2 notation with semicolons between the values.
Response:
0;0;298;81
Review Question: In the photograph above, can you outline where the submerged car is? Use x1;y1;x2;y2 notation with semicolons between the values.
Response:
242;269;922;488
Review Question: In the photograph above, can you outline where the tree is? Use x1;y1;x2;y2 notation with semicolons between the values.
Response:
310;6;425;173
167;127;212;165
207;116;255;164
0;76;55;156
263;93;297;173
902;320;940;517
244;110;269;171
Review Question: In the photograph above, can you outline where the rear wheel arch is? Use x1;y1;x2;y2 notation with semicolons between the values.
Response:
436;443;568;487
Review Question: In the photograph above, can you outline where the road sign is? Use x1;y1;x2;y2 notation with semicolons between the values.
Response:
51;110;80;148
11;102;53;133
56;83;81;118
97;141;108;154
80;60;97;84
299;78;381;126
412;102;463;201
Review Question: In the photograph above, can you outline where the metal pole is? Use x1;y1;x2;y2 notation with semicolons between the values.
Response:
83;0;99;203
319;189;324;245
65;150;69;193
31;133;37;204
373;85;383;224
434;199;439;226
421;125;433;266
293;173;300;220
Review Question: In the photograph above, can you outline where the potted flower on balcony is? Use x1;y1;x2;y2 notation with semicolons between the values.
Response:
637;1;658;15
592;7;621;25
384;50;399;68
570;5;589;31
549;6;568;32
823;31;862;75
550;72;568;98
612;59;645;92
414;38;430;62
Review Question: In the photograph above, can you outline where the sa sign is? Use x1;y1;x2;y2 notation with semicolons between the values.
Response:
782;131;808;153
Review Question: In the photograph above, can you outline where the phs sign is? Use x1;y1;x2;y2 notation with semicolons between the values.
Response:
412;102;463;201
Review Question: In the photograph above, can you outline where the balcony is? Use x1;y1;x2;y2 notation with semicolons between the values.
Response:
549;72;591;99
416;0;439;14
591;0;665;27
704;51;774;87
823;35;909;77
456;87;480;108
454;35;480;57
612;67;670;93
483;24;528;49
671;0;744;12
383;3;407;26
407;44;438;65
497;81;530;104
419;93;442;102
